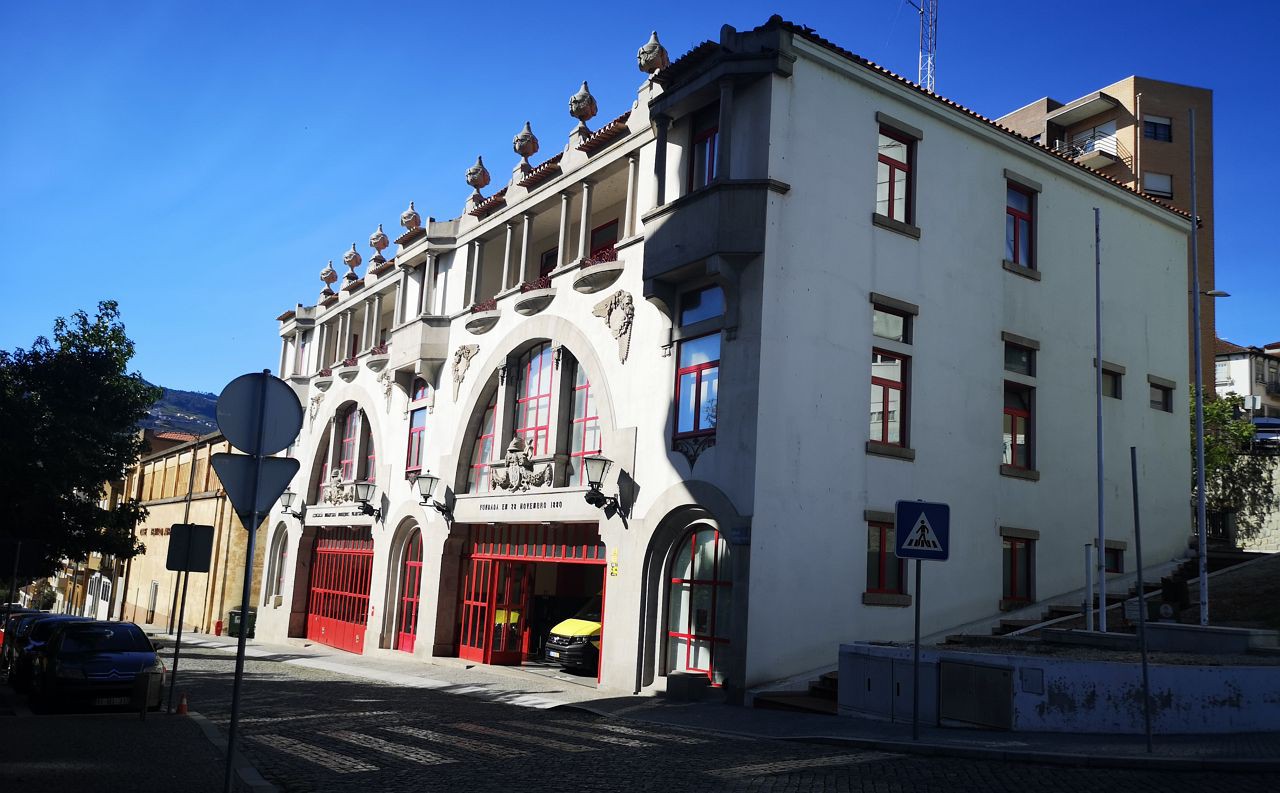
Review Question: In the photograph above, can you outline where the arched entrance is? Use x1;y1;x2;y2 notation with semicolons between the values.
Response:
305;526;374;653
394;529;424;653
665;525;731;681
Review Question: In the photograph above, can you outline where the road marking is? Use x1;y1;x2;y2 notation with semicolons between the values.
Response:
452;722;599;752
707;752;898;778
324;730;456;766
384;725;528;757
501;721;653;747
246;734;378;773
239;710;395;724
549;719;709;744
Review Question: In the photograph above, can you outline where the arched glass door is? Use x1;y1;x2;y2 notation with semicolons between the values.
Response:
667;526;730;681
395;530;423;653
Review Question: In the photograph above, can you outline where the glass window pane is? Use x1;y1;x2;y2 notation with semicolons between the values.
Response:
866;528;882;589
679;334;721;368
885;385;901;444
1003;414;1014;465
692;529;718;580
690;639;712;671
1004;344;1033;375
1017;219;1031;265
879;132;906;163
1007;187;1030;214
876;161;890;216
700;368;719;429
680;287;725;326
1005;214;1016;261
1002;540;1013;597
677;372;697;433
892;169;906;221
673;538;693;580
869;383;884;442
872;352;902;381
691;586;713;635
872;309;906;342
668;635;690;672
714;585;731;641
1004;387;1028;412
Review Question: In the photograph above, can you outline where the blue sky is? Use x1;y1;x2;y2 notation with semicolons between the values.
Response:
2;1;1275;393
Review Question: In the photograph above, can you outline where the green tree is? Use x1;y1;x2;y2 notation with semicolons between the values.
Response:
0;301;162;580
1196;391;1278;542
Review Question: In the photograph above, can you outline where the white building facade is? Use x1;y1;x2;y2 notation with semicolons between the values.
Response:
257;18;1193;699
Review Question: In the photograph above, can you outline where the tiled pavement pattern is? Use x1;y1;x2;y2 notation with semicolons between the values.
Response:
166;646;1280;793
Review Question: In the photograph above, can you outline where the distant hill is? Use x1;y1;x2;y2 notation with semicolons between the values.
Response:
141;385;218;436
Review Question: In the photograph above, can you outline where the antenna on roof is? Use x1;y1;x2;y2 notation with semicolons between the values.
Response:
906;0;938;92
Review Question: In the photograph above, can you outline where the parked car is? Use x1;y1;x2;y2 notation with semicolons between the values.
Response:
1;608;37;655
29;621;165;710
2;611;54;673
8;614;92;691
543;597;602;671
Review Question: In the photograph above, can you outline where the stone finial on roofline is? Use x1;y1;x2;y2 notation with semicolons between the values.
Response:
637;31;670;74
369;224;389;265
513;121;540;175
400;201;422;232
342;243;361;282
569;81;598;133
320;260;337;297
465;156;491;202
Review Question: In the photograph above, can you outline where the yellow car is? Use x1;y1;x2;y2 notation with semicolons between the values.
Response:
543;598;601;669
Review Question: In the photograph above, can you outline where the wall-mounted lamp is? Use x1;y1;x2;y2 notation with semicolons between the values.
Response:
352;480;383;521
413;472;454;523
583;455;621;511
279;488;306;520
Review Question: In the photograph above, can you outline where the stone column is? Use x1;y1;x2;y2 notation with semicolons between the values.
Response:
316;323;328;368
623;154;639;239
279;335;290;378
576;181;595;261
422;253;437;316
556;191;572;268
653;113;670;206
372;292;384;346
520;213;534;283
716;79;735;181
501;222;515;292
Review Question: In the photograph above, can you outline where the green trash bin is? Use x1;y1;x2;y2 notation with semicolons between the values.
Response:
227;608;257;638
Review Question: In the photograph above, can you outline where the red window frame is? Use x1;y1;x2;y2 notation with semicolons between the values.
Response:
514;343;554;456
1003;537;1034;603
866;522;906;594
876;126;913;223
589;220;619;258
687;104;719;193
350;333;360;359
1003;384;1033;470
395;530;423;653
539;247;558;278
870;348;908;446
406;379;429;476
467;391;498;493
674;335;719;438
1006;183;1034;268
1103;546;1124;574
567;361;602;487
339;407;359;481
667;527;730;681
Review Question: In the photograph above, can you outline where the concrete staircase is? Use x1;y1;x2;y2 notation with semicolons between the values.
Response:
752;670;838;715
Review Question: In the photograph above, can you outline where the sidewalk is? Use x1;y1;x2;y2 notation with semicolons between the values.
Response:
158;630;1280;773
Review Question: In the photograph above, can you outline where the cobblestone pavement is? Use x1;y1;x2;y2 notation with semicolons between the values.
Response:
164;646;1279;793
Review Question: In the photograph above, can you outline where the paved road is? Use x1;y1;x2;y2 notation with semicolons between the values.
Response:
162;645;1280;793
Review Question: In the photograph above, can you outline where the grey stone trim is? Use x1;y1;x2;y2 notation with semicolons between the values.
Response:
1000;331;1041;351
863;509;896;524
869;292;920;316
1103;538;1128;550
876;111;923;141
866;441;916;461
1003;168;1044;193
872;213;921;239
1147;373;1177;389
999;525;1041;540
1093;358;1126;375
1002;260;1042;281
1000;464;1041;481
863;592;912;607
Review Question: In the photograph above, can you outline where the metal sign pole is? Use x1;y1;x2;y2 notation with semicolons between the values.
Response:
912;557;922;741
167;568;191;714
1130;446;1154;753
223;372;269;793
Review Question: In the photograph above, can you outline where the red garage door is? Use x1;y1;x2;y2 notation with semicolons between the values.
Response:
306;526;374;654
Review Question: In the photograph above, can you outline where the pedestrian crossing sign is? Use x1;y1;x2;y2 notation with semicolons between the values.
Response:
894;500;950;561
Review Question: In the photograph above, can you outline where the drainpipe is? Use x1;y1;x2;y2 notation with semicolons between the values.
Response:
1133;92;1142;189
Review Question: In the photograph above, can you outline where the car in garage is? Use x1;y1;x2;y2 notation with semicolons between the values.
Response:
29;621;165;710
543;597;601;671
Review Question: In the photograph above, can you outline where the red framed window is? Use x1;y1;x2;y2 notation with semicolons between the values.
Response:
406;378;429;476
675;286;724;438
339;407;359;480
514;343;554;456
1002;537;1034;603
870;349;908;446
589;220;619;258
876;127;913;223
395;530;423;653
349;333;360;359
667;526;731;681
688;103;719;192
566;361;602;487
1002;384;1033;469
1006;183;1034;268
867;522;906;594
467;391;498;493
539;247;558;278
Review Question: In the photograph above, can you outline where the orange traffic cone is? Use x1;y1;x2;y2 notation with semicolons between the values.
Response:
176;691;188;715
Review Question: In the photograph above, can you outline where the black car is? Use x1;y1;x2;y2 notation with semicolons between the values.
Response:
2;612;55;673
30;621;166;710
8;614;92;691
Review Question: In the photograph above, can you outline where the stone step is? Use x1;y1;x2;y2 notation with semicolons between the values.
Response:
752;691;838;716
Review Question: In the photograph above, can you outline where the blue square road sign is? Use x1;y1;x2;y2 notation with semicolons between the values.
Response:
895;500;950;561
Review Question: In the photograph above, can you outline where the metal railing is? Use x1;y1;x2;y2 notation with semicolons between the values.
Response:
1052;132;1131;164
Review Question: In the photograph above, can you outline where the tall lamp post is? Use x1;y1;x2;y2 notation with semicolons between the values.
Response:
1191;286;1228;628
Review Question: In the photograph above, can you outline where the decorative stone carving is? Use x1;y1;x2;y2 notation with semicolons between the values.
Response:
451;343;480;402
342;243;362;283
377;369;392;411
308;392;325;423
401;201;422;232
675;435;716;470
321;469;353;505
569;81;598;132
592;289;635;364
369;224;389;265
320;261;338;296
465;156;491;201
637;31;670;74
489;437;553;492
512;121;539;173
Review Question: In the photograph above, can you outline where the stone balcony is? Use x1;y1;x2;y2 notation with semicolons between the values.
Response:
389;315;452;380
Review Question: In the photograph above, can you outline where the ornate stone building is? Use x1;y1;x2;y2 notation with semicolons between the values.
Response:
257;18;1193;699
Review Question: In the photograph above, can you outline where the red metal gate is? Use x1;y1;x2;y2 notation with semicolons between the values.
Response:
395;531;423;653
459;558;493;662
306;526;374;654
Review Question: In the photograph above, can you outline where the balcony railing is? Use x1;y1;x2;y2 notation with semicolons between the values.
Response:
341;356;358;368
370;342;389;355
470;297;498;314
1052;133;1130;166
585;245;618;266
520;274;552;293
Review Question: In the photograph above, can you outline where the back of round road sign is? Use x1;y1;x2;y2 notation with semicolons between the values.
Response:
216;371;304;456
